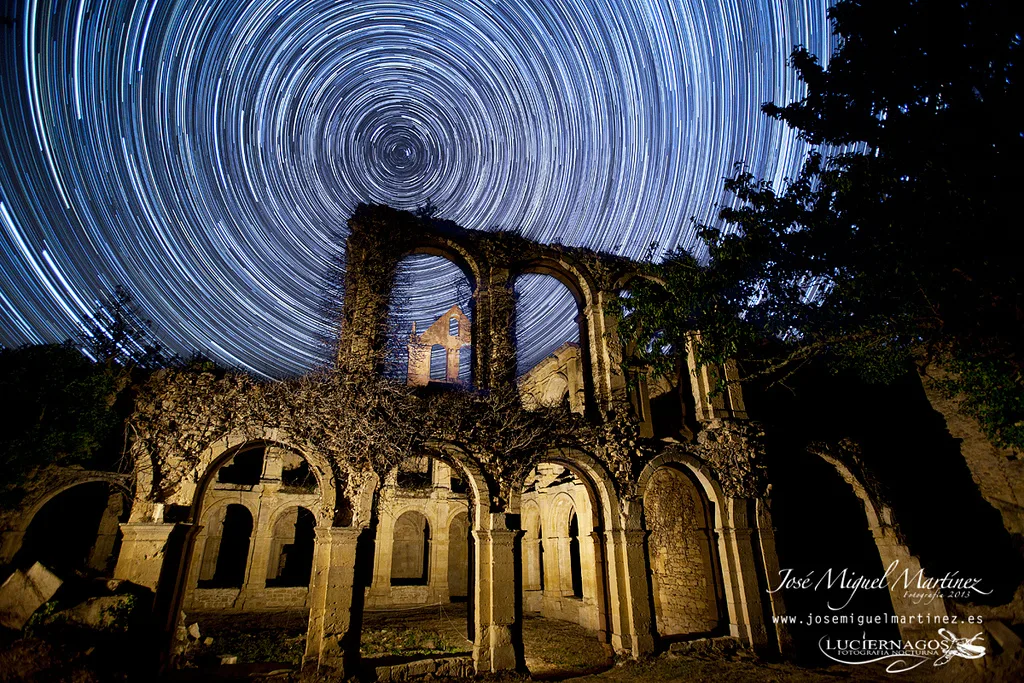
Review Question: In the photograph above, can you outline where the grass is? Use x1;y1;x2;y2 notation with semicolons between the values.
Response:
360;626;463;659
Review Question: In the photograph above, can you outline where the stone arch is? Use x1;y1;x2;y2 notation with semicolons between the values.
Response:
633;453;727;528
512;257;597;310
634;452;768;649
813;451;886;531
513;447;620;647
420;440;498;527
641;464;723;639
808;447;951;644
511;446;624;534
163;431;351;660
405;236;482;295
391;510;430;585
166;429;340;527
265;505;317;587
511;260;599;412
0;469;132;566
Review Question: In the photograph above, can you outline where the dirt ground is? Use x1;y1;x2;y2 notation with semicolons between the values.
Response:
174;606;1008;682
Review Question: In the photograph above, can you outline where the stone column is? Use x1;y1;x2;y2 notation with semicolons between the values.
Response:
873;525;950;643
472;525;518;673
542;532;564;607
586;531;608;637
87;490;124;573
304;527;364;680
589;291;628;412
114;522;182;591
718;499;769;650
366;510;395;606
607;529;654;657
484;267;517;394
428;502;451;603
755;502;793;656
239;496;278;609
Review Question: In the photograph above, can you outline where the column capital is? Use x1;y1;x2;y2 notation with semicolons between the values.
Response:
314;526;364;543
619;529;648;546
475;528;519;547
119;521;186;542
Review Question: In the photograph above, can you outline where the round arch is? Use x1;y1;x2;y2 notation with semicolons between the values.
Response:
0;471;132;566
509;446;624;534
162;429;342;527
511;257;597;310
633;452;728;529
419;440;499;528
405;235;483;294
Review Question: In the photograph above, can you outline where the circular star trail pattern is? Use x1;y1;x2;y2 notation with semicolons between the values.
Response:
0;0;832;377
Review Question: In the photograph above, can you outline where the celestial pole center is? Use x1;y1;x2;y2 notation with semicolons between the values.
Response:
0;0;833;377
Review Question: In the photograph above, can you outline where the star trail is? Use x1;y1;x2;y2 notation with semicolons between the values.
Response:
0;0;833;378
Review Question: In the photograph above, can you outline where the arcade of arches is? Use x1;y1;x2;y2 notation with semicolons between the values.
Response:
4;205;1019;679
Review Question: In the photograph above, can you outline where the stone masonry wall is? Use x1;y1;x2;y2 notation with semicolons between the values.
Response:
644;466;719;636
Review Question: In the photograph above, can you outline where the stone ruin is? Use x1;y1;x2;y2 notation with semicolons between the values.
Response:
2;203;1023;679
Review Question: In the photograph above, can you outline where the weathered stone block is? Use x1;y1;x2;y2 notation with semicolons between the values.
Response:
0;562;62;630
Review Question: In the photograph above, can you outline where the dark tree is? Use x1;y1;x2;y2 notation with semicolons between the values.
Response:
621;0;1023;449
77;284;173;370
0;344;119;507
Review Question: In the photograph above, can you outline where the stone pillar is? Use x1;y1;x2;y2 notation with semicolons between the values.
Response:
718;499;769;650
114;522;181;591
472;524;518;673
239;497;279;608
485;267;517;394
586;531;608;637
304;527;364;679
87;490;124;573
755;502;793;656
428;503;451;603
722;361;748;419
591;290;628;412
873;525;950;643
366;509;395;606
542;532;563;602
607;529;654;657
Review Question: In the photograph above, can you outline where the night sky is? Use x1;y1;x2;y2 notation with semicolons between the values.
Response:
0;0;832;378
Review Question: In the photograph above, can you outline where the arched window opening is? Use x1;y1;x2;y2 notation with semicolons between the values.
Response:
397;455;432;489
447;512;470;601
519;459;611;676
200;504;254;588
280;452;316;491
568;511;583;598
618;287;697;439
514;273;579;377
217;447;264;485
391;511;430;586
15;482;129;576
266;507;316;587
522;504;544;596
429;344;447;380
387;254;474;386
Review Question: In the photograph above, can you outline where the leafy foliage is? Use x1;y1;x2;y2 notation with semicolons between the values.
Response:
0;344;120;506
619;0;1023;449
